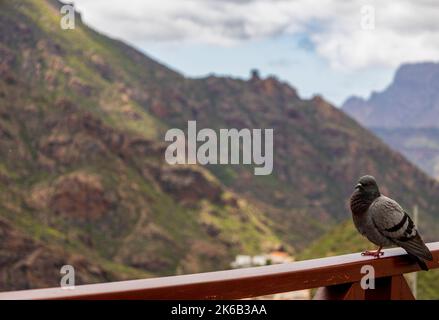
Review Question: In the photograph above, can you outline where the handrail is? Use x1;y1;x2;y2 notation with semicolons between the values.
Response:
0;242;438;300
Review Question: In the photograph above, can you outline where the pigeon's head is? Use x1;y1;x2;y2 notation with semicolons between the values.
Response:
355;175;380;197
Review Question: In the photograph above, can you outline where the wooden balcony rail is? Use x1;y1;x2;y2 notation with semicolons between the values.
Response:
0;242;438;300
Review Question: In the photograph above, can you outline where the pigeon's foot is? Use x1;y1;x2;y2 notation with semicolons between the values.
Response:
361;247;384;258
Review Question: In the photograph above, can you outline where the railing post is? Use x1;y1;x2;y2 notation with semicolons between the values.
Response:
388;275;415;300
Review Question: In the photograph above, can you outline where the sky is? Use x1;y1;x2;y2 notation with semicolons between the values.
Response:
72;0;439;106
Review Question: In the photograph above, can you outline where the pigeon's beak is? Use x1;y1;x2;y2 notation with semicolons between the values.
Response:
355;183;362;190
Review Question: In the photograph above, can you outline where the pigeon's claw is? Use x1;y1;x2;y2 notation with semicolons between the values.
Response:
361;247;384;258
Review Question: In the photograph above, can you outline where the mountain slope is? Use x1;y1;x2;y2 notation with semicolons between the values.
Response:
0;0;280;289
156;74;439;246
372;127;439;180
0;0;438;291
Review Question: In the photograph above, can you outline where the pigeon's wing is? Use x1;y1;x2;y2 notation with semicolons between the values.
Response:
369;196;433;262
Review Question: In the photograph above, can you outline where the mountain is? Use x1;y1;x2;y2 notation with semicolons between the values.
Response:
0;0;280;290
343;63;439;179
1;0;439;291
343;62;439;129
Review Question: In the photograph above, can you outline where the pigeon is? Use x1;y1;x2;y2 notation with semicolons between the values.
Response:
350;175;433;271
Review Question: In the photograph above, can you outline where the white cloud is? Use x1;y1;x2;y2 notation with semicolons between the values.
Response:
73;0;439;70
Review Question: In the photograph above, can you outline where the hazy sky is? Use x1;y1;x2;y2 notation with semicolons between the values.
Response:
72;0;439;106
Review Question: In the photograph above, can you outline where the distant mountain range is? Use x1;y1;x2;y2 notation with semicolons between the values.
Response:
1;0;439;291
343;62;439;179
343;62;439;129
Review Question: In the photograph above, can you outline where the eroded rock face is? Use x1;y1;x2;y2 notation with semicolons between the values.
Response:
0;218;114;290
50;173;111;220
157;167;223;207
0;46;16;84
89;54;114;81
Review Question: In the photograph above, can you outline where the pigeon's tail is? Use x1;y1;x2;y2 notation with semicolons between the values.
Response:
410;254;429;271
393;233;433;266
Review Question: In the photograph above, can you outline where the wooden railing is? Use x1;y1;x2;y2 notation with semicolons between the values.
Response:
0;242;438;300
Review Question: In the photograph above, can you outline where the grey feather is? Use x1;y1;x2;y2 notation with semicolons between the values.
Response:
370;196;433;262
